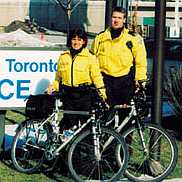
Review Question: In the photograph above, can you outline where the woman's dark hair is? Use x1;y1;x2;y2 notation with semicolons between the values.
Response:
67;28;88;48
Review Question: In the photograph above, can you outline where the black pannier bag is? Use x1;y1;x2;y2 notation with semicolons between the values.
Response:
25;94;55;119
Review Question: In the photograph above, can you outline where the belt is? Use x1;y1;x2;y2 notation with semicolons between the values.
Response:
62;84;92;92
76;83;91;87
102;72;130;80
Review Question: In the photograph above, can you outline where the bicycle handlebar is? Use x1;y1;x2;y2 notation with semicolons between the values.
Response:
135;80;148;90
114;104;131;109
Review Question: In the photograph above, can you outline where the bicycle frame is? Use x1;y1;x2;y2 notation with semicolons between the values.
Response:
34;95;105;160
105;100;135;132
54;115;92;155
104;99;149;152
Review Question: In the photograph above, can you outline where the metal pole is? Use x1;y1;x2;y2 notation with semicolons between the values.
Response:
105;0;113;29
151;0;166;161
152;0;166;125
123;0;129;24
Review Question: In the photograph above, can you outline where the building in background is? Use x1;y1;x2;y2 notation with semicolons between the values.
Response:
0;0;105;34
0;0;181;38
131;0;182;38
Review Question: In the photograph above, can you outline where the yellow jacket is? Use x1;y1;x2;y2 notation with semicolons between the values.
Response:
52;48;106;99
91;28;147;80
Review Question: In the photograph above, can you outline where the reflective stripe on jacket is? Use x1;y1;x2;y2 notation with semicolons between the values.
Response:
52;48;106;99
91;28;147;80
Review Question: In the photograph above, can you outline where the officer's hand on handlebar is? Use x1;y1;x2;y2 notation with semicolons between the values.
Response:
46;84;56;95
104;100;110;109
101;97;110;110
135;80;147;92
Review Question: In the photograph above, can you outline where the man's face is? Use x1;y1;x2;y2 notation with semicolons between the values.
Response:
111;11;126;29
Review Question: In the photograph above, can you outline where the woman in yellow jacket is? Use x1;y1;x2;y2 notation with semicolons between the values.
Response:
47;28;106;132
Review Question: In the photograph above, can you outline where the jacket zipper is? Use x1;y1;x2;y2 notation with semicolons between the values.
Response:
71;56;77;87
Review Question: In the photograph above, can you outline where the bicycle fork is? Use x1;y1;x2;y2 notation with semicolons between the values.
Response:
91;119;101;161
136;118;149;156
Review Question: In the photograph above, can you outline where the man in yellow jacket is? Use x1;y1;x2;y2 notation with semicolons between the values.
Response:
91;6;147;107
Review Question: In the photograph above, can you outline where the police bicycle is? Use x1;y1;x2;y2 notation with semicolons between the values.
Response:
106;80;178;182
11;87;128;182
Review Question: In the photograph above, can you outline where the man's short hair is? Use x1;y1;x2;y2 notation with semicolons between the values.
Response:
112;7;127;18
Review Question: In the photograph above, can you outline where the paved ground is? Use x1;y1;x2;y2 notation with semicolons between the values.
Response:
164;179;182;182
117;178;182;182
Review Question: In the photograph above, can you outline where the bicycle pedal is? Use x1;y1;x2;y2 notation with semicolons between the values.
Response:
44;167;54;173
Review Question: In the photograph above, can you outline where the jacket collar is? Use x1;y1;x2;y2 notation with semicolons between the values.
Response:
102;27;128;41
64;48;89;57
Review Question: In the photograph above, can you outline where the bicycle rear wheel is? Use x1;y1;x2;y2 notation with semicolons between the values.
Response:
11;119;49;173
68;127;128;182
122;123;178;182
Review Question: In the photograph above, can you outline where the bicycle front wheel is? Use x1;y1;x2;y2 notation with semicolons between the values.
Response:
11;119;49;173
122;123;178;182
68;127;128;182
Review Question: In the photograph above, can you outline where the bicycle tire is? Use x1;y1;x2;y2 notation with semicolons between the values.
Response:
11;119;48;173
122;123;178;182
68;127;128;182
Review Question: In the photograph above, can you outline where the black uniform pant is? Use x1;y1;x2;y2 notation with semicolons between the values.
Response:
59;85;92;132
102;72;134;106
102;72;135;123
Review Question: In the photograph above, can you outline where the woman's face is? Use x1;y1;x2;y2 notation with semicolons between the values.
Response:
71;36;85;50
